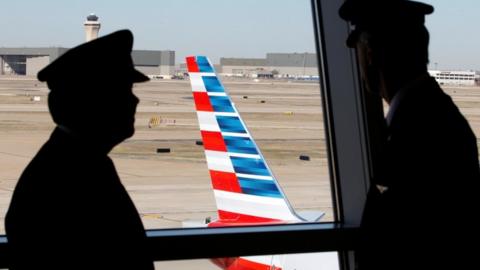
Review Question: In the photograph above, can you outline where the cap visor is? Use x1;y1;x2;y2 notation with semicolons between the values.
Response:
346;29;361;48
133;69;150;82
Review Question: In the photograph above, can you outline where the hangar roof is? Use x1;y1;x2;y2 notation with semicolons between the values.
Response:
0;47;174;66
220;58;267;66
266;53;317;68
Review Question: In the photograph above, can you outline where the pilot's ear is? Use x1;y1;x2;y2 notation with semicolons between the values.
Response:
365;45;374;66
356;31;374;66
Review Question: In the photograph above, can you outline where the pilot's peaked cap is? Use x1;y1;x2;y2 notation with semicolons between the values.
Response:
37;29;149;85
340;0;433;26
339;0;434;47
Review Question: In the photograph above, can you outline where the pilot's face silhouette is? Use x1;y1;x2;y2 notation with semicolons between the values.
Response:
47;75;141;152
92;79;139;146
356;32;378;93
355;31;388;101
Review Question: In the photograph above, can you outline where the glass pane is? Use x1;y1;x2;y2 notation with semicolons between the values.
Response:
0;0;333;234
154;252;339;270
0;251;341;270
414;0;480;149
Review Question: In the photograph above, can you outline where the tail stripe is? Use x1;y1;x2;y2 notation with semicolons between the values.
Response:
230;156;270;176
193;92;214;112
197;112;221;132
214;112;239;117
216;116;247;134
189;73;207;92
186;56;199;72
238;177;282;198
210;170;242;193
209;96;236;112
203;76;224;93
221;132;250;138
196;56;215;73
201;131;227;152
207;92;227;97
236;173;273;181
205;150;235;173
223;136;259;155
227;152;261;159
213;190;296;221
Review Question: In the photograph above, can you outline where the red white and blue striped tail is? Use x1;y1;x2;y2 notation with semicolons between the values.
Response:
186;56;303;225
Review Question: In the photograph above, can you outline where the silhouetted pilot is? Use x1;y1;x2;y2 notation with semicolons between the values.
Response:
5;30;154;269
340;0;480;269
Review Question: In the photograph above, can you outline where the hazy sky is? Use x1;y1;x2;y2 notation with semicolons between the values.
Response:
423;0;479;71
0;0;478;70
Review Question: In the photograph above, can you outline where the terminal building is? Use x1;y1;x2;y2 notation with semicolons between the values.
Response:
429;70;480;86
0;14;175;77
220;53;318;78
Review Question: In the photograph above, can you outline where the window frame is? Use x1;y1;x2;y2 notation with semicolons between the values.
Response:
0;0;372;268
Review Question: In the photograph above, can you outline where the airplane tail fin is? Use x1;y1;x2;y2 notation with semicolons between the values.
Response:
186;56;303;225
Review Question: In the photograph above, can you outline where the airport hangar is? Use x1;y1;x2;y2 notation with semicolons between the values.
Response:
0;47;175;77
219;53;319;78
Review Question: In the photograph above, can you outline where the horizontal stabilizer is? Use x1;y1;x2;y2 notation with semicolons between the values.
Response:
297;211;325;222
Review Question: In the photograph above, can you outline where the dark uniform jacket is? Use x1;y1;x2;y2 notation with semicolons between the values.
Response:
358;76;480;269
5;128;154;270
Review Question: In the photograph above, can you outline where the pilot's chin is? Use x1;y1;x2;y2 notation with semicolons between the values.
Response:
124;127;135;139
114;126;135;142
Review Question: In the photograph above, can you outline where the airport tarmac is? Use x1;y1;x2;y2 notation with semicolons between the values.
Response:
0;76;331;234
1;77;480;269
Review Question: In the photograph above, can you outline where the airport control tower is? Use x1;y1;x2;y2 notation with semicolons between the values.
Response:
84;13;101;42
